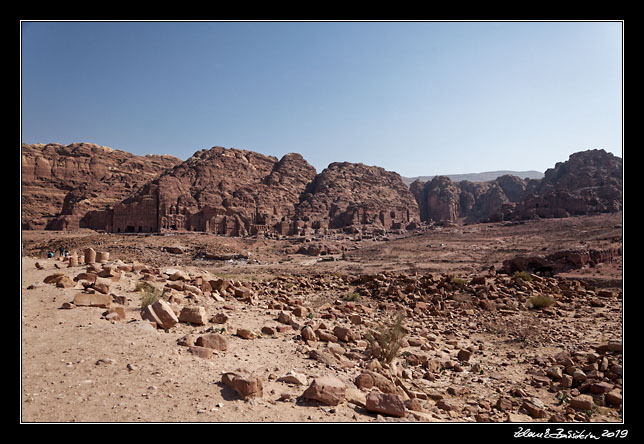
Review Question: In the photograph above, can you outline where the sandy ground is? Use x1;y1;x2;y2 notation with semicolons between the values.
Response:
20;213;624;423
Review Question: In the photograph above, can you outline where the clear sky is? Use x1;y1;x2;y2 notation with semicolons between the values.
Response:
21;21;623;177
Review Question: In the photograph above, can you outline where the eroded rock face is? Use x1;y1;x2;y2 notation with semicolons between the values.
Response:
21;143;181;230
295;162;420;233
24;143;622;235
493;150;622;221
80;147;419;236
410;175;527;224
409;150;622;224
82;146;318;235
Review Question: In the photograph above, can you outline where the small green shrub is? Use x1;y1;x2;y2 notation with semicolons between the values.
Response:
513;271;533;282
528;294;555;309
365;312;407;364
452;277;467;288
343;291;361;302
136;281;162;308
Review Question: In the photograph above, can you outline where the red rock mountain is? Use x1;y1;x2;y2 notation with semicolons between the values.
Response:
21;143;181;230
22;144;621;235
295;162;420;232
493;149;623;221
79;146;420;236
410;174;528;224
81;146;316;235
409;150;622;224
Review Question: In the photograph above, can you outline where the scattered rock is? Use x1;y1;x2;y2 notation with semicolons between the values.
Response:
211;313;229;324
457;349;472;362
188;346;213;359
365;390;406;417
301;326;316;342
141;300;179;330
277;371;308;386
236;328;257;340
178;306;207;325
222;371;263;400
196;333;228;351
301;376;346;406
569;394;595;411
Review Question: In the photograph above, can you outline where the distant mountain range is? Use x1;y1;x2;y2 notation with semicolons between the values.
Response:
402;170;544;186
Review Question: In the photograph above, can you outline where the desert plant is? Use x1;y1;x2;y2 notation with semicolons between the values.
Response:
452;277;468;288
136;281;162;308
513;271;533;282
365;312;407;364
527;294;556;309
343;291;361;302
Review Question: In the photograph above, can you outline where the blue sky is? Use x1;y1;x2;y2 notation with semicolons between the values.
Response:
21;21;622;177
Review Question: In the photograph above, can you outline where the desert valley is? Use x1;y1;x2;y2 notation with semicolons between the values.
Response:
20;143;623;423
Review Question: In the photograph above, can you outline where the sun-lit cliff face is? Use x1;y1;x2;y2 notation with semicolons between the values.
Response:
22;144;622;234
21;142;181;230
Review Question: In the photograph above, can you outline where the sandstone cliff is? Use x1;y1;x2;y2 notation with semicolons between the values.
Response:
410;174;527;224
409;150;622;224
492;149;623;221
23;144;622;234
79;147;419;236
21;143;181;230
82;146;318;236
295;161;420;232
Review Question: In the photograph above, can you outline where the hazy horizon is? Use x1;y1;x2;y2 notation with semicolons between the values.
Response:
21;21;622;177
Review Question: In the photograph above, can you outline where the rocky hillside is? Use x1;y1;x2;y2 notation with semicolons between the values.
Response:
295;162;420;232
492;150;623;221
21;143;181;230
410;174;528;224
409;150;622;224
81;146;319;236
78;147;421;236
23;144;622;234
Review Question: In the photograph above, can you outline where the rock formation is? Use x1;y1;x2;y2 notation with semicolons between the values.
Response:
23;143;622;234
79;147;420;236
409;150;622;224
21;143;181;230
82;146;318;235
295;162;420;234
410;174;528;224
502;246;622;275
492;149;623;221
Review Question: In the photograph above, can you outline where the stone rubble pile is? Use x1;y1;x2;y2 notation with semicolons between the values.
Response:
39;251;622;422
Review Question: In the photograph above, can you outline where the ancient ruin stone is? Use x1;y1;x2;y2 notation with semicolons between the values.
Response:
84;248;96;264
141;300;178;330
178;306;207;325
